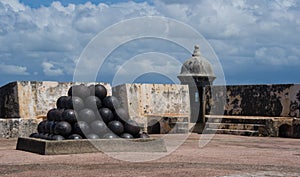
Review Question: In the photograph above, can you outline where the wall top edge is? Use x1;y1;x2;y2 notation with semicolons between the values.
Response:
208;83;297;87
1;81;111;88
115;83;188;87
4;81;297;89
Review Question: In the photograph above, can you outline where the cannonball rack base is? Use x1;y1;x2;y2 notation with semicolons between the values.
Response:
16;137;167;155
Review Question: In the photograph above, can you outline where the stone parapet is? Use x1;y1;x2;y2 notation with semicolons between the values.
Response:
113;84;190;134
205;84;300;118
0;118;41;138
0;81;111;119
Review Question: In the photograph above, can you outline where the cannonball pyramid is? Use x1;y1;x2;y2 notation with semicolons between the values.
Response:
30;84;149;140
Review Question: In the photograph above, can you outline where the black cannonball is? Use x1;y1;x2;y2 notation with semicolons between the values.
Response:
54;121;72;136
47;108;57;121
90;120;108;135
52;134;65;141
46;134;54;140
108;120;124;135
45;121;56;134
73;121;90;136
37;120;47;133
72;96;85;110
84;96;102;110
68;84;90;99
68;134;82;140
34;133;41;138
86;133;100;139
37;133;44;139
103;132;119;139
43;121;50;133
29;132;39;138
56;96;68;109
40;133;49;139
62;109;78;124
65;96;85;111
88;85;95;92
89;84;107;100
99;108;114;123
79;108;96;123
120;133;134;139
114;108;130;123
36;133;44;139
103;96;120;110
48;121;57;134
124;120;140;136
64;96;72;109
54;109;64;121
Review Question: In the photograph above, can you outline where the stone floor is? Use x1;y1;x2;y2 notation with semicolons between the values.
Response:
0;134;300;177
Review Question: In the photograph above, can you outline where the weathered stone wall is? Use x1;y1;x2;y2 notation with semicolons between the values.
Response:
205;84;300;117
0;82;19;118
113;84;190;133
0;81;111;119
0;81;111;138
3;81;299;137
0;118;40;138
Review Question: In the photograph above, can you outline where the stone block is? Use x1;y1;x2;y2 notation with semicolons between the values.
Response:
205;84;300;118
0;81;111;118
16;137;167;155
0;118;41;138
0;82;19;118
147;116;189;134
113;84;190;133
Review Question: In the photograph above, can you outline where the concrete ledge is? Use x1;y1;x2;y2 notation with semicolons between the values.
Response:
16;137;167;155
205;115;293;120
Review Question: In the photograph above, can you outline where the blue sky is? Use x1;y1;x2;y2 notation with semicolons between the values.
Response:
0;0;299;86
19;0;149;7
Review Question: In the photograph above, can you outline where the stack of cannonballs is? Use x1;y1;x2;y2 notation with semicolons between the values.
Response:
30;84;149;140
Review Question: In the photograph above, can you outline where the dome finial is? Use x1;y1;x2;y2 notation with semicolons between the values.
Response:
192;45;201;57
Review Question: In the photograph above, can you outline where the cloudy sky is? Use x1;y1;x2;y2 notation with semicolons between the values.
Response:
0;0;299;86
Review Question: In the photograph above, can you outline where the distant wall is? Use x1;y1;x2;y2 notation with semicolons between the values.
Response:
205;84;300;117
0;81;111;119
113;84;190;133
3;81;300;137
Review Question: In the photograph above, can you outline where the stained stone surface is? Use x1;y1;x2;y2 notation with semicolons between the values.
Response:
204;84;300;138
2;80;300;138
0;82;19;118
205;84;300;117
113;84;190;133
0;118;40;138
0;81;111;119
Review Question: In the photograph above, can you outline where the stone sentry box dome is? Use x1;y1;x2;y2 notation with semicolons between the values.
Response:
178;45;216;80
178;45;216;124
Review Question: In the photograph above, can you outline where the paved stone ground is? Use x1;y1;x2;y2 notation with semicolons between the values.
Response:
0;134;300;177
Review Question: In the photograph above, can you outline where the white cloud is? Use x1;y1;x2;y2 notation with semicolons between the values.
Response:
0;0;299;85
255;47;299;65
0;63;29;75
112;52;182;86
41;62;64;76
0;0;26;12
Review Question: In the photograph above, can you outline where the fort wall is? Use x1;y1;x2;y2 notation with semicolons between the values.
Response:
113;84;190;134
0;81;111;138
205;84;300;117
1;81;300;138
204;84;300;138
